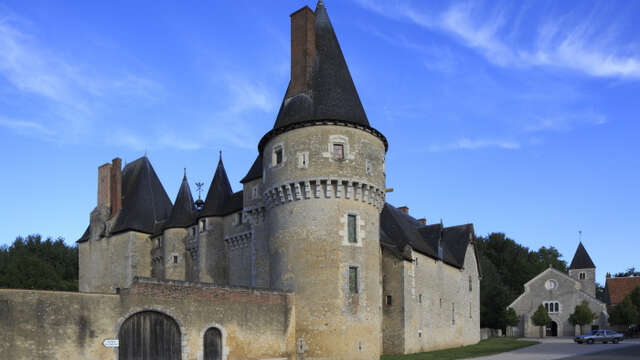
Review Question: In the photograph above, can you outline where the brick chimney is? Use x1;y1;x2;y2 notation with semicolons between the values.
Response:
110;158;122;217
398;206;409;214
97;162;113;209
286;6;315;98
417;218;426;225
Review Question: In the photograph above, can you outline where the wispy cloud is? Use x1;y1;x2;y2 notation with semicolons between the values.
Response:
428;138;520;152
354;0;640;79
523;112;607;133
0;116;55;138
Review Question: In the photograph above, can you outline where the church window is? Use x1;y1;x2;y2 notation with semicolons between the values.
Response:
452;303;456;325
544;301;560;314
349;266;359;294
555;302;559;312
333;143;344;160
579;272;586;280
470;303;473;319
386;295;392;306
440;298;443;309
469;276;473;292
348;215;357;243
545;279;558;290
297;152;309;168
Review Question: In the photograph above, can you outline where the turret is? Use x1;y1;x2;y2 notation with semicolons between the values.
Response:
258;2;386;358
568;242;596;297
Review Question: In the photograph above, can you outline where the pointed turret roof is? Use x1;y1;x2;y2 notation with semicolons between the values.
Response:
111;156;173;235
258;1;387;152
164;171;196;229
200;155;233;217
240;154;263;184
569;242;596;270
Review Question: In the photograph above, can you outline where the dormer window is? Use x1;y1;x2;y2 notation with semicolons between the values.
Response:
333;143;344;160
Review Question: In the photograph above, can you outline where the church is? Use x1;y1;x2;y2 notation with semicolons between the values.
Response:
509;243;608;337
0;2;480;359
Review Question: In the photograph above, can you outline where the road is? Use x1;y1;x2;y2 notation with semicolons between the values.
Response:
467;338;640;360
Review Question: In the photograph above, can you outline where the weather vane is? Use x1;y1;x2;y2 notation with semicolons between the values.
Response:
195;182;204;200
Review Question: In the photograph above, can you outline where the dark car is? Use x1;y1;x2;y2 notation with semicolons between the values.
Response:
575;329;624;344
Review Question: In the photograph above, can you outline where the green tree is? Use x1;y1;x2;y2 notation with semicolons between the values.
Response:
614;267;640;277
629;286;640;310
505;307;520;327
0;235;78;291
595;282;607;303
569;300;596;334
609;297;639;327
531;304;552;338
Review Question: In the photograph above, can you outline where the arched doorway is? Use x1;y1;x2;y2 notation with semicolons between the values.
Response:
204;327;223;360
546;321;558;337
119;311;181;360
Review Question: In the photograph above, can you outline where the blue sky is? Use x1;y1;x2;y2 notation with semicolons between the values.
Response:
0;0;638;284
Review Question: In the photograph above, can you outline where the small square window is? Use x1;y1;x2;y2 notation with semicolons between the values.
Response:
348;215;357;243
333;143;344;160
386;295;392;306
349;266;358;294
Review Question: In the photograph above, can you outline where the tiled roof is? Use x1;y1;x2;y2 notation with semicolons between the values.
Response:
605;277;640;305
200;156;233;217
164;173;196;230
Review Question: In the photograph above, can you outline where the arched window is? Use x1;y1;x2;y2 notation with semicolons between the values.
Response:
204;327;223;360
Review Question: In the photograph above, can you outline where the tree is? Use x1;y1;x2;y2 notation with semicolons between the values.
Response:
569;300;596;334
609;297;639;328
531;304;552;338
595;282;607;303
505;307;520;327
614;267;640;278
629;286;640;310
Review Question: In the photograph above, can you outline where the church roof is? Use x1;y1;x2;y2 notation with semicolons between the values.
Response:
111;156;173;235
164;172;196;230
258;1;387;152
200;156;233;217
380;203;475;269
240;154;263;183
569;242;596;270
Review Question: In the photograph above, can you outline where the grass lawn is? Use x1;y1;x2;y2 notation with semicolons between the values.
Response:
381;337;539;360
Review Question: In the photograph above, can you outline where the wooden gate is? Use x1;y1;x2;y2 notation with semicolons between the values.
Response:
203;327;222;360
119;311;181;360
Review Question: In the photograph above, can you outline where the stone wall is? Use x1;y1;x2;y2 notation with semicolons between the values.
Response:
0;279;295;360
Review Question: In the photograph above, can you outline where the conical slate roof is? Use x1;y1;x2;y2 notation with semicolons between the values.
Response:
111;156;173;235
569;242;596;269
164;172;196;229
200;156;233;217
240;154;263;184
259;1;387;152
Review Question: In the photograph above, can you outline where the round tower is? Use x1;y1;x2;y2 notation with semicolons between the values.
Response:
258;2;387;358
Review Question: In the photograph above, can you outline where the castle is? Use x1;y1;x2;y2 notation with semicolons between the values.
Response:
0;2;480;359
509;243;608;337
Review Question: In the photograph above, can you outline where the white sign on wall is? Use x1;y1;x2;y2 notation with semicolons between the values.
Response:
103;339;119;348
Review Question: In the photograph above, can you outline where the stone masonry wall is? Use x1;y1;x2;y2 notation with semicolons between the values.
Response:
0;279;295;360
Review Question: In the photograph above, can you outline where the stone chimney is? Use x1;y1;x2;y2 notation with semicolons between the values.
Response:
398;206;409;214
97;163;113;209
417;218;426;225
286;6;315;98
110;158;122;217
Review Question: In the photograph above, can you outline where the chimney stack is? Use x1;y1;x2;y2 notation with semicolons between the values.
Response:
97;163;113;209
417;218;426;225
398;206;409;214
287;6;315;98
110;158;122;217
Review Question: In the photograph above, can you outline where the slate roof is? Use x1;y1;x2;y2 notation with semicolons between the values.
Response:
200;156;233;217
164;173;196;230
380;203;476;269
569;242;596;269
240;154;263;184
111;156;173;235
605;277;640;305
258;1;387;152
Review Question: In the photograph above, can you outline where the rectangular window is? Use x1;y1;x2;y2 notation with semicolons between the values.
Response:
333;143;344;160
349;266;359;294
469;276;473;292
452;303;456;325
419;294;422;303
555;302;559;313
275;148;283;165
348;215;357;243
252;186;259;199
173;255;178;264
386;295;392;305
297;152;309;168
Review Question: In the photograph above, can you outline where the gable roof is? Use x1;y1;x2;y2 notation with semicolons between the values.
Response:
164;172;196;230
200;156;233;217
111;156;173;235
380;203;475;269
569;242;596;269
605;277;640;305
240;154;263;184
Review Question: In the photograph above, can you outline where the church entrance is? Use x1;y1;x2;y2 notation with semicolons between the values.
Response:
204;327;223;360
119;311;181;360
546;321;558;337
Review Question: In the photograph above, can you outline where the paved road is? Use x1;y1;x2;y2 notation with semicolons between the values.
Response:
558;344;640;359
467;338;640;360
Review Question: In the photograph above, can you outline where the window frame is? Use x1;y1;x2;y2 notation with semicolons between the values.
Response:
333;143;344;161
348;266;359;294
347;214;357;244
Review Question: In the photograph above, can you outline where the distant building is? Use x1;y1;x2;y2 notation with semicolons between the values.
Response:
509;243;608;337
0;2;481;359
604;274;640;310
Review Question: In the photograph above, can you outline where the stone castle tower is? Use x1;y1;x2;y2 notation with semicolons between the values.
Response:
568;242;596;297
257;3;387;358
